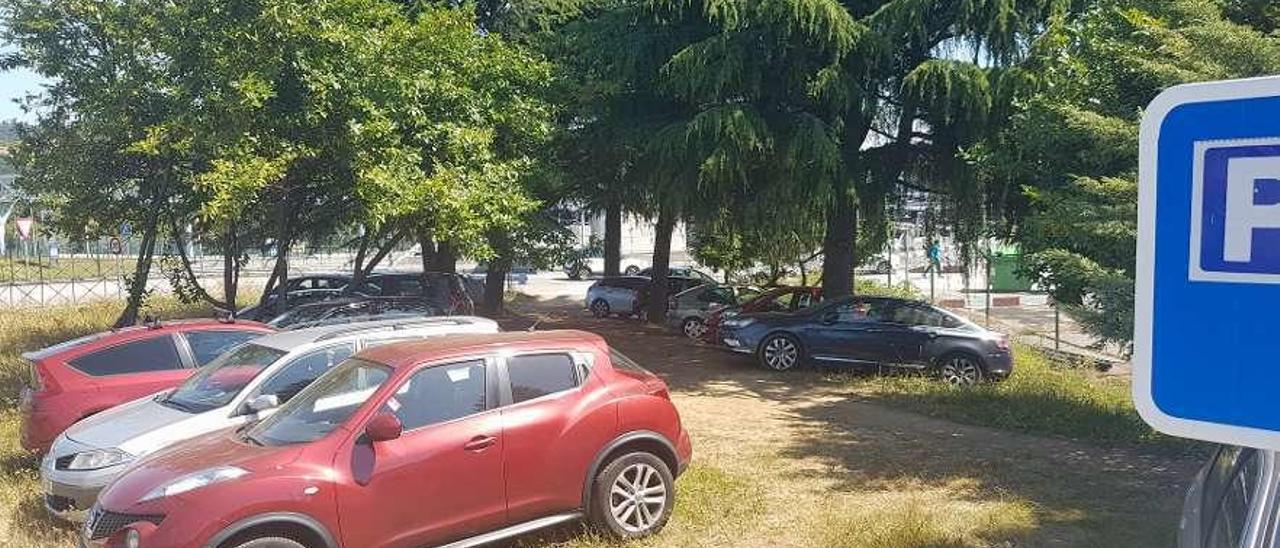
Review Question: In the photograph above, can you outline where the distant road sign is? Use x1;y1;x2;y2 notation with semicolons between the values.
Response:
119;222;132;238
1136;75;1280;449
15;217;33;240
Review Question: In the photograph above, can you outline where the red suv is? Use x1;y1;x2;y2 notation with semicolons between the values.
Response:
88;330;692;548
19;320;274;453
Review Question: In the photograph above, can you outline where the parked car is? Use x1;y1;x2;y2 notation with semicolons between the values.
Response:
565;251;650;279
361;271;476;315
237;275;353;320
702;286;823;345
41;316;498;522
586;276;650;318
264;296;441;329
717;296;1012;385
666;284;760;339
85;330;692;548
637;266;717;284
1179;444;1269;548
18;319;274;454
586;274;708;318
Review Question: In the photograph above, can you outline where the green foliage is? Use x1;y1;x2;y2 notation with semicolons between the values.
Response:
983;0;1280;348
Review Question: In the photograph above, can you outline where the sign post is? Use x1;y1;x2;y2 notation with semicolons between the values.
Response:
1136;75;1280;449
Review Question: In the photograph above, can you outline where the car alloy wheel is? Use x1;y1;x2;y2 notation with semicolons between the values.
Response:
577;266;591;280
591;299;611;318
761;335;800;371
681;318;706;339
941;354;983;386
591;451;674;539
624;265;640;276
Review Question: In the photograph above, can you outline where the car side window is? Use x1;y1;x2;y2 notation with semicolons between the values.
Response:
702;287;735;305
184;330;262;366
68;336;184;376
508;353;579;404
257;343;356;403
1202;446;1261;548
386;360;488;430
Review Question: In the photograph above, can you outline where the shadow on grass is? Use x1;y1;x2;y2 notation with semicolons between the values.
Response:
514;299;1206;547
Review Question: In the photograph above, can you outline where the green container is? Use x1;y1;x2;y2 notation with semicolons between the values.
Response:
988;247;1034;292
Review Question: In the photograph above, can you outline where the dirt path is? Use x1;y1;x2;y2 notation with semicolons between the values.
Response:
506;301;1202;547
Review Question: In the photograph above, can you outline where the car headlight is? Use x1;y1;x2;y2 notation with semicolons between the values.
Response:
139;466;248;502
66;448;134;471
722;318;755;329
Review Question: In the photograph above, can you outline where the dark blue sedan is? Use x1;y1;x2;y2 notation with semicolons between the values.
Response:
717;296;1013;385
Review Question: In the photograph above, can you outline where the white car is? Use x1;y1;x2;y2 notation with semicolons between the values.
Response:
40;315;498;521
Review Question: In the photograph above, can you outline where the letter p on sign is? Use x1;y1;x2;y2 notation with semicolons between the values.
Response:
1190;138;1280;283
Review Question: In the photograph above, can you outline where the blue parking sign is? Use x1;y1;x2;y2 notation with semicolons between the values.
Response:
1136;76;1280;448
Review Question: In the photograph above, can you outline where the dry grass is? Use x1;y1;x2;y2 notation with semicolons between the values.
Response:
0;299;1198;548
0;297;217;547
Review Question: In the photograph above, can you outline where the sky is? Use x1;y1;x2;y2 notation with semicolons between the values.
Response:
0;44;46;122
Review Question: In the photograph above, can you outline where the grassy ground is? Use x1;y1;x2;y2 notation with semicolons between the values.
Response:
0;297;218;546
0;297;1201;547
0;258;127;284
840;345;1202;453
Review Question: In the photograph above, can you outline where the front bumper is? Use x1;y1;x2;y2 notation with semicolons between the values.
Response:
718;328;755;354
42;438;129;522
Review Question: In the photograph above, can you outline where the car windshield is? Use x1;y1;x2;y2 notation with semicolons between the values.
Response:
247;358;391;446
162;343;287;413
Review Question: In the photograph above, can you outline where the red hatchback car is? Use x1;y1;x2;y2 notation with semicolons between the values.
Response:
89;330;692;548
19;319;274;454
702;286;823;345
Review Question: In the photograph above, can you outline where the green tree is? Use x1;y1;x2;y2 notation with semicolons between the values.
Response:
984;0;1280;348
564;0;1071;323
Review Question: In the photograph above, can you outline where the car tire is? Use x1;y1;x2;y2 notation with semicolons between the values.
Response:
758;333;803;371
591;298;611;318
681;317;706;339
229;537;306;548
938;352;984;387
589;451;675;540
624;265;641;276
577;265;592;280
568;266;584;281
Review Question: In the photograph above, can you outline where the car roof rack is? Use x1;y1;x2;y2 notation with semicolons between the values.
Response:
312;316;481;341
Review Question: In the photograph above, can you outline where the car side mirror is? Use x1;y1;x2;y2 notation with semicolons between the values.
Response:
365;412;403;443
248;394;280;413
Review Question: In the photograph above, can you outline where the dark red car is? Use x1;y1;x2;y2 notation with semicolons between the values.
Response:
88;330;692;548
702;286;823;345
18;319;273;454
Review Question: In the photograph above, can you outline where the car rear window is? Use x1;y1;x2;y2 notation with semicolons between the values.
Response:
68;336;184;376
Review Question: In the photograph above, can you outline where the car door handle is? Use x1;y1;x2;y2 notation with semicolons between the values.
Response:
463;435;497;452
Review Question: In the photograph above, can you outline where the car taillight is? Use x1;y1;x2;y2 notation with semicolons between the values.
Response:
645;377;671;400
26;361;44;392
995;335;1010;351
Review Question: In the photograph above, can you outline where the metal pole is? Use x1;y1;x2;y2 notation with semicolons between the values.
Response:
984;253;992;327
930;269;935;304
1054;299;1061;351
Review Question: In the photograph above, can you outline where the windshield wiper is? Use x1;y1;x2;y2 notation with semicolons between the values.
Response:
156;395;198;413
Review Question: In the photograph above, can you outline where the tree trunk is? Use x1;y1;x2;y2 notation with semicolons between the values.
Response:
604;201;622;277
646;206;676;323
260;190;294;309
821;184;857;299
114;210;160;327
418;228;435;274
431;240;457;272
223;222;238;313
482;231;511;316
